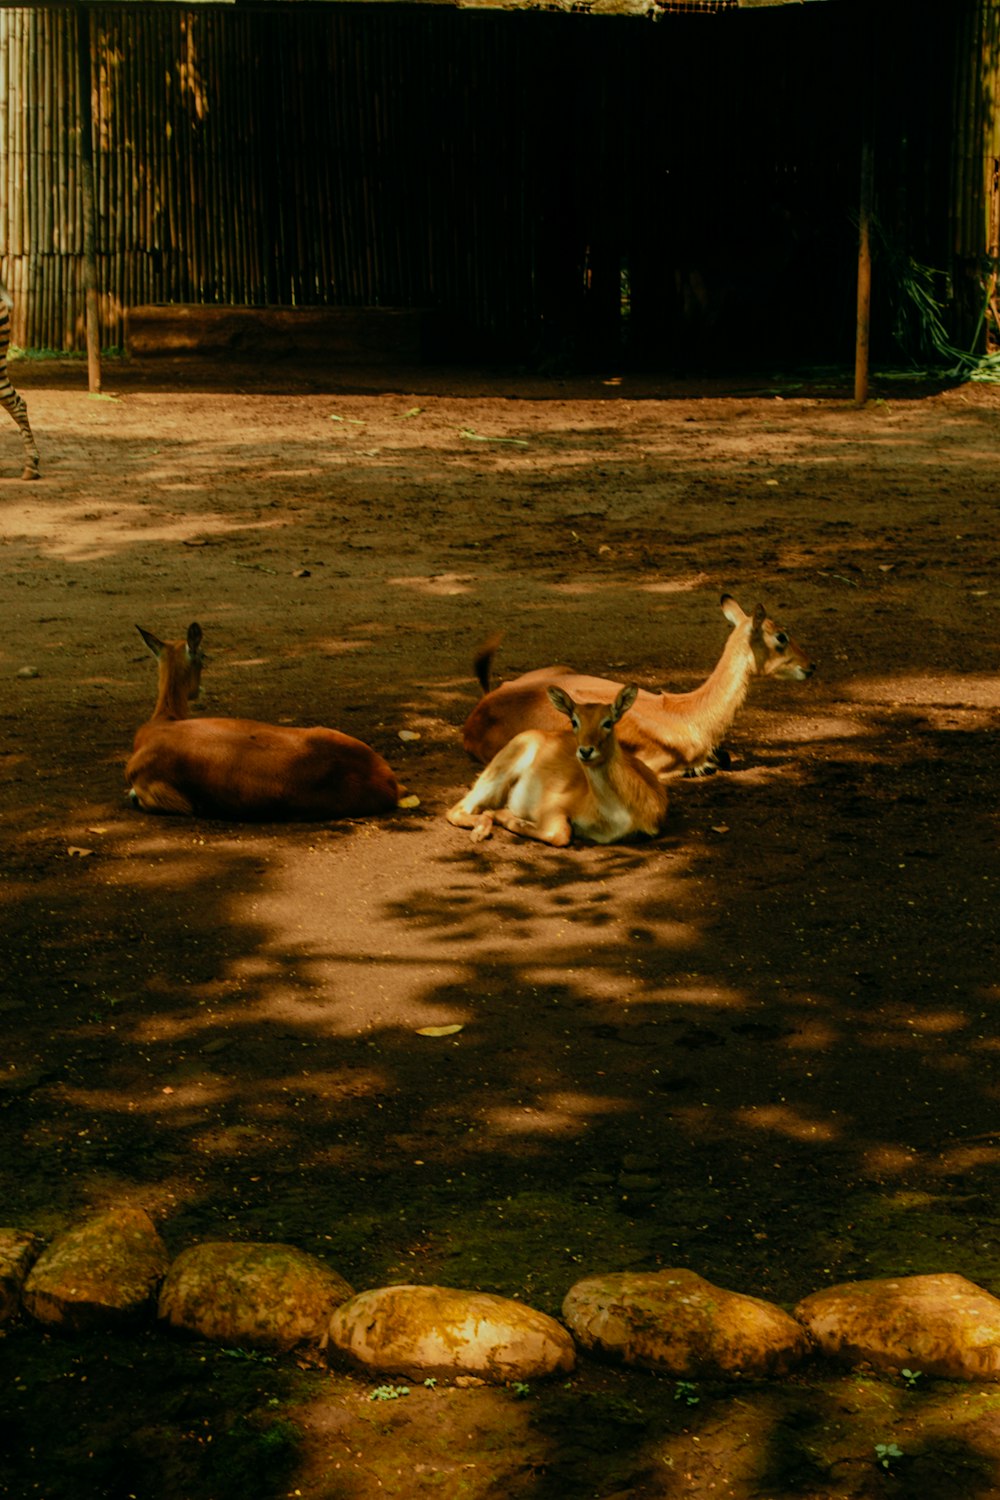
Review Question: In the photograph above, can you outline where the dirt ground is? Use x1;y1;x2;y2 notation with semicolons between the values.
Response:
2;353;1000;1499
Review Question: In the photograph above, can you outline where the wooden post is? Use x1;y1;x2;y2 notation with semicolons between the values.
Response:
76;4;101;392
980;0;1000;352
854;136;874;406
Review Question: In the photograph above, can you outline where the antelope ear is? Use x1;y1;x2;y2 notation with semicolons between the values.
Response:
720;594;746;627
187;622;204;658
751;603;767;631
136;625;165;659
614;683;639;719
547;686;575;719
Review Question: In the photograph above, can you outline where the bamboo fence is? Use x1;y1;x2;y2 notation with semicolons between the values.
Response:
948;0;1000;345
0;1;993;360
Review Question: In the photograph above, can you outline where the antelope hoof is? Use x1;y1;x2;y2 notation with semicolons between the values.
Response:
21;466;39;480
470;813;494;843
684;761;717;779
684;746;733;779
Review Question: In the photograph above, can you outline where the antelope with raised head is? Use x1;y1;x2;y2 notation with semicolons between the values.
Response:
447;682;669;847
126;622;400;820
462;594;814;779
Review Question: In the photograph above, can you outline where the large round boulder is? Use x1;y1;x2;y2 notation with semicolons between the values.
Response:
326;1284;577;1382
158;1240;354;1351
795;1272;1000;1380
22;1207;169;1332
563;1268;811;1378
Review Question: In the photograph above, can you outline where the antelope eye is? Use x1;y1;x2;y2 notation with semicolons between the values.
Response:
775;631;788;648
602;719;613;731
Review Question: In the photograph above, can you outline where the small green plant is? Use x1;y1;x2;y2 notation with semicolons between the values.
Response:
674;1381;700;1407
423;1377;437;1388
88;993;125;1023
369;1384;410;1401
900;1368;923;1389
875;1442;904;1470
219;1347;276;1365
511;1381;532;1399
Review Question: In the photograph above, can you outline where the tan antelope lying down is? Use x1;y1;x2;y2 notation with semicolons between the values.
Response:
126;623;400;820
447;683;669;847
462;594;814;779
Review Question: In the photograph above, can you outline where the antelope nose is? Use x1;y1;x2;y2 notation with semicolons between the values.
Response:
577;746;596;762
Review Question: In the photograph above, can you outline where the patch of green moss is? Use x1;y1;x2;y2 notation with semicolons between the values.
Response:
425;1189;671;1312
813;1189;1000;1285
203;1413;302;1493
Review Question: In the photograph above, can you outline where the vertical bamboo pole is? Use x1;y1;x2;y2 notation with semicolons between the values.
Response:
232;16;248;302
55;11;65;259
854;135;874;406
981;0;1000;349
144;16;151;291
11;10;24;261
77;5;100;388
0;16;7;268
39;11;51;260
27;10;39;345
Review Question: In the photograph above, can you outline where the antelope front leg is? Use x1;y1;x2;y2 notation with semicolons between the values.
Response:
491;809;573;846
128;780;196;815
446;802;496;842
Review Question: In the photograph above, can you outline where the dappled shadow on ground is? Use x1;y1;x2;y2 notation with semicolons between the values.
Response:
12;696;998;1282
2;374;1000;1497
3;691;999;1498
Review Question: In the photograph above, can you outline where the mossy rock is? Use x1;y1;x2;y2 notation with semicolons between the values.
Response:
327;1284;577;1382
563;1268;811;1378
796;1272;1000;1380
0;1228;43;1323
22;1208;169;1332
158;1240;354;1351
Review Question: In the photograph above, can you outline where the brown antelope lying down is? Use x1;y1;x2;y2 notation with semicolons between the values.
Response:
126;623;400;820
462;594;814;779
447;683;669;847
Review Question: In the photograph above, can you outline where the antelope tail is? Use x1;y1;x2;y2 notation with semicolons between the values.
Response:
472;632;504;696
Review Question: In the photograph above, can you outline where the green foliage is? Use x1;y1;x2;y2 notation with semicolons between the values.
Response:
875;1441;904;1470
872;218;1000;382
219;1346;277;1365
9;346;82;360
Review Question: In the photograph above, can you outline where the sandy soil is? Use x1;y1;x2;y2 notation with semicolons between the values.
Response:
1;355;999;1499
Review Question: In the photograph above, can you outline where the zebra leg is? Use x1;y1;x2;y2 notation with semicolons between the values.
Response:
0;384;39;479
0;285;38;479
